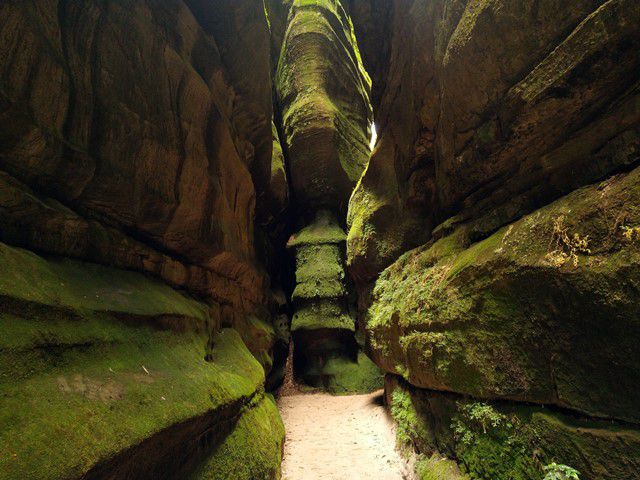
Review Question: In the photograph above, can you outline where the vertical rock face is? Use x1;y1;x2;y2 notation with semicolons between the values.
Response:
348;0;640;286
0;0;281;312
347;1;640;478
274;0;382;393
276;0;373;213
0;1;286;478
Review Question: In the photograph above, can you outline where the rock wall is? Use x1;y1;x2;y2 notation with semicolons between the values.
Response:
0;0;282;318
347;1;640;478
348;0;640;289
273;0;383;393
0;242;284;480
0;1;287;478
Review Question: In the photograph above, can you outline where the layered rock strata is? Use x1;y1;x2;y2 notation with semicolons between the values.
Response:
276;0;373;214
0;1;287;478
0;242;284;480
275;0;382;392
287;210;381;392
347;1;640;478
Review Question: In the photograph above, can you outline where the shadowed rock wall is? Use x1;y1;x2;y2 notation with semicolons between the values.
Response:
273;0;383;393
275;0;373;214
347;1;640;478
0;1;287;478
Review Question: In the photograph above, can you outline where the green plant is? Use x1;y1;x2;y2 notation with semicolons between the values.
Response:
545;216;590;267
543;462;580;480
621;225;640;243
452;402;512;444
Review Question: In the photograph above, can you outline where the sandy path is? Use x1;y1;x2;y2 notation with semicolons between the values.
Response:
277;390;411;480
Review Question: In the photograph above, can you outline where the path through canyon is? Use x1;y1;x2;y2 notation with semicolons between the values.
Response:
277;391;410;480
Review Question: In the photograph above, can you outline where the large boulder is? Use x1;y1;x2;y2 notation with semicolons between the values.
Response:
276;0;372;213
369;167;640;422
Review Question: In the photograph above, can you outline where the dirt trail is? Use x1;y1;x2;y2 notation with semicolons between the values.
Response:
277;390;411;480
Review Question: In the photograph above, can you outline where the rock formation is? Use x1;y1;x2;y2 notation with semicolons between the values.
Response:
275;0;382;393
348;0;640;478
2;0;639;478
276;0;373;214
0;1;285;478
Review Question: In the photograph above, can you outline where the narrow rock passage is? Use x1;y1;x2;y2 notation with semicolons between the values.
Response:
278;390;410;480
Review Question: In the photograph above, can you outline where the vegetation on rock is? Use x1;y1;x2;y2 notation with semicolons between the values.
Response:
368;168;640;422
386;377;640;480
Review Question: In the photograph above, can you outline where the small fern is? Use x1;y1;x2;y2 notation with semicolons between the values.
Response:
543;462;580;480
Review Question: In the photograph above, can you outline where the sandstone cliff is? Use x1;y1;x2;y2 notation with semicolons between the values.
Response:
347;1;640;478
0;1;285;478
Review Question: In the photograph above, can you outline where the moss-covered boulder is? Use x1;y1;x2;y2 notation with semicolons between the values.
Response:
275;0;372;212
386;377;640;480
0;242;283;479
369;168;640;422
286;210;383;392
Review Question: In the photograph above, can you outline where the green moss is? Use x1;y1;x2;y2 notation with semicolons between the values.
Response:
191;394;284;480
287;218;346;248
387;381;640;480
450;403;539;480
416;455;470;480
291;299;354;332
292;244;345;302
321;351;384;394
0;242;208;320
275;0;372;205
389;386;432;452
233;313;276;371
0;243;271;480
367;168;640;421
292;277;346;300
295;243;344;278
0;319;264;480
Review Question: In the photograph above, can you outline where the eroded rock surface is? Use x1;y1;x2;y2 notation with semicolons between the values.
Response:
369;168;640;423
0;243;284;480
347;2;640;478
276;0;373;213
386;376;640;480
0;0;283;319
0;2;286;478
348;0;640;288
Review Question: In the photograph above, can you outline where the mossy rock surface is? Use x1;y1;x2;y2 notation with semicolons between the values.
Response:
0;242;209;321
320;350;384;394
292;298;355;332
290;212;349;302
369;168;640;422
190;394;285;480
287;210;347;247
275;0;372;211
0;243;278;480
291;242;346;301
416;455;470;480
387;377;640;480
